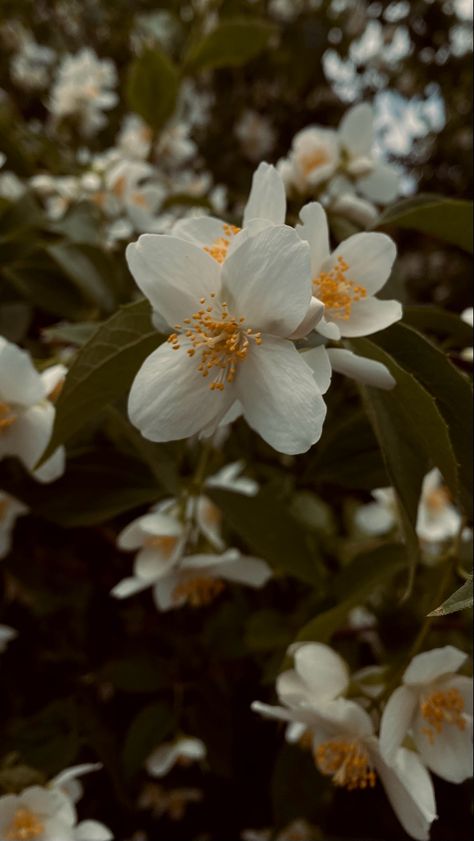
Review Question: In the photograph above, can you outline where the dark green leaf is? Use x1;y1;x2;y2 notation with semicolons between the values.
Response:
3;250;93;321
184;18;277;71
403;305;473;348
122;703;175;778
101;657;173;693
374;195;473;253
47;242;119;314
126;48;180;130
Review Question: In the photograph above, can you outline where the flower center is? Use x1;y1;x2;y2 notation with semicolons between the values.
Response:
168;294;262;391
420;687;466;743
130;191;149;208
5;808;44;840
313;256;367;320
425;486;450;513
145;534;179;558
0;401;17;432
314;739;376;790
172;575;225;607
301;148;330;175
203;225;240;264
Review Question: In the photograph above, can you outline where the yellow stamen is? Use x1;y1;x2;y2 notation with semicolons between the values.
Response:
167;295;262;391
425;487;450;512
420;688;466;744
301;148;330;175
172;576;225;607
313;256;366;321
145;534;178;559
203;225;240;264
48;379;64;404
130;191;149;208
314;739;376;791
0;401;17;431
5;808;44;840
112;174;126;200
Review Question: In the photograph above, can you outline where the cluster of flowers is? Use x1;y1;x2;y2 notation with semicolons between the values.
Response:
252;641;473;841
0;764;112;840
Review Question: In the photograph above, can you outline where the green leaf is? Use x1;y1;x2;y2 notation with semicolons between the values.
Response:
3;250;94;321
207;487;324;586
184;18;277;72
7;701;79;777
429;576;473;616
47;242;119;314
403;305;473;348
296;544;406;643
366;323;473;517
374;195;473;253
40;299;163;463
122;703;175;778
42;321;100;347
101;657;173;693
126;48;180;130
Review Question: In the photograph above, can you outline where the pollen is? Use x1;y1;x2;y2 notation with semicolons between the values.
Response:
420;687;466;743
173;576;225;607
203;225;240;264
130;191;150;208
5;808;44;840
313;256;367;320
314;739;377;791
167;296;262;391
0;401;17;432
145;534;179;558
301;148;330;175
425;486;450;513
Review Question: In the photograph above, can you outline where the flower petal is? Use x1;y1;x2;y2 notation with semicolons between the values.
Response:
292;642;350;702
111;576;152;599
325;232;397;296
146;743;180;777
355;501;396;535
243;162;286;226
74;821;113;840
300;346;332;393
0;402;54;474
171;215;228;248
126;234;221;327
327;348;396;389
338;297;402;337
296;201;330;274
373;745;437;841
217;555;272;587
403;646;468;686
379;685;418;763
288;297;324;339
222;225;312;337
339;103;374;158
236;338;326;455
413;710;473;783
358;162;400;204
128;340;235;442
118;512;182;551
0;337;45;407
134;546;180;581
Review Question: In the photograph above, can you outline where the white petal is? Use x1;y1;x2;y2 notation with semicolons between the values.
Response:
33;446;65;484
206;462;258;496
0;337;45;406
403;646;468;686
111;576;152;599
293;643;349;701
0;401;54;473
217;555;272;588
296;202;330;274
126;234;221;327
236;338;326;455
288;298;324;339
175;737;206;761
413;711;473;783
312;697;374;738
243;162;286;226
74;821;113;841
373;746;437;841
51;763;101;791
117;512;182;551
128;340;235;442
355;501;396;535
339;103;374;158
358;162;400;204
196;495;225;551
325;232;397;296
222;225;312;337
338;297;402;337
300;346;332;394
41;364;67;398
379;685;418;763
316;316;341;340
327;348;396;389
153;573;182;611
134;546;181;581
450;675;473;716
171;215;228;248
146;743;180;777
276;670;309;706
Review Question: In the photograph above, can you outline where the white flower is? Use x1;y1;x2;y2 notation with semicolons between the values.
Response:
338;103;400;204
380;645;473;784
50;764;103;805
197;461;258;550
461;307;473;362
0;786;76;840
10;37;55;90
171;162;287;265
104;160;165;233
117;115;153;161
145;549;271;612
146;737;206;778
235;110;275;162
0;339;66;483
126;223;326;454
356;469;462;545
278;127;340;194
0;624;17;653
50;48;118;136
0;491;28;558
296;202;401;341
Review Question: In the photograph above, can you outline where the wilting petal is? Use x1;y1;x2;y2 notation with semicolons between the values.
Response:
380;685;418;762
339;102;374;158
237;338;326;455
403;646;468;686
128;340;235;443
126;234;221;327
340;297;402;337
243;162;286;226
325;232;397;296
222;225;312;337
327;348;396;389
296;201;331;273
